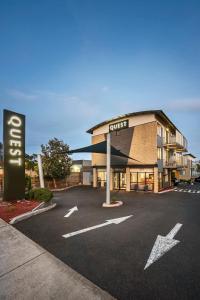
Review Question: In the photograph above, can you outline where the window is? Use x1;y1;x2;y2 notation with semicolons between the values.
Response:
70;164;82;172
130;172;137;183
138;173;145;184
157;124;162;136
180;170;186;176
146;173;154;190
130;172;154;191
157;148;162;160
158;172;163;190
97;171;106;187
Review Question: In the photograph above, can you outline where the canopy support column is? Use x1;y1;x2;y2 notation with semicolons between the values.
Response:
106;133;111;205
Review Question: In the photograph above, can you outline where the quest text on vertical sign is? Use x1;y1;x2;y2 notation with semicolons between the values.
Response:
3;110;25;201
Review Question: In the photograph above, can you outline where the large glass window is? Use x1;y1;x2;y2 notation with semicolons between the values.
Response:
146;173;154;191
130;172;154;191
138;173;145;190
97;171;106;187
130;173;137;190
158;172;163;190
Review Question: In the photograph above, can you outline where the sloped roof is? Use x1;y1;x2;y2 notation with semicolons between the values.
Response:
87;110;181;134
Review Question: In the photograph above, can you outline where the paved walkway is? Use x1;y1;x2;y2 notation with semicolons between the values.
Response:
0;218;114;300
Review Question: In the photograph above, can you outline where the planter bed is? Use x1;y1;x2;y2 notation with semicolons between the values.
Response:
0;200;40;223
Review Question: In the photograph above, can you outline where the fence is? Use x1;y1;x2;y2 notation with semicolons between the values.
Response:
31;172;82;190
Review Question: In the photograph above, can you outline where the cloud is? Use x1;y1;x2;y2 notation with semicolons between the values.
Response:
7;89;38;101
166;99;200;112
101;86;109;92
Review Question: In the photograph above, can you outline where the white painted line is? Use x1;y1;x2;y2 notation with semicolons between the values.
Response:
62;215;133;239
197;191;200;193
166;223;182;239
64;206;78;218
144;223;183;270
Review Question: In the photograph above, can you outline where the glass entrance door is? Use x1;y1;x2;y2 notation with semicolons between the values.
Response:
114;172;126;190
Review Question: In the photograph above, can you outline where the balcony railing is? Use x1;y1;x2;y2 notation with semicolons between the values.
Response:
163;136;187;151
163;157;187;168
163;159;177;168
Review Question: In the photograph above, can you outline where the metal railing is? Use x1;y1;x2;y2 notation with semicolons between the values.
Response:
163;136;187;150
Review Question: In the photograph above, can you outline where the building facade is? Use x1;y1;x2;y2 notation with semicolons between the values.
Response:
0;143;3;197
179;154;198;181
70;160;92;186
87;110;188;193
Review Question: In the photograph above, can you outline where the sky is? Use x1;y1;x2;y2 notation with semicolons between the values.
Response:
0;0;200;159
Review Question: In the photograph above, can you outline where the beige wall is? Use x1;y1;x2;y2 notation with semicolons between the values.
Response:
92;114;156;136
92;121;157;167
179;158;192;180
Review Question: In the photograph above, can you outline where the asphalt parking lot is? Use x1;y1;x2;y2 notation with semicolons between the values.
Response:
15;186;200;300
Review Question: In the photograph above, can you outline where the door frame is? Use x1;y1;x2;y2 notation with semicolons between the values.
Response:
113;172;126;190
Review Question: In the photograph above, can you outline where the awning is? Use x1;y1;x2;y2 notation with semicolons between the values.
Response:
68;141;140;162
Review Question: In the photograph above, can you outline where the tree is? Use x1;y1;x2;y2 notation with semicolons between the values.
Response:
41;138;71;188
25;153;38;175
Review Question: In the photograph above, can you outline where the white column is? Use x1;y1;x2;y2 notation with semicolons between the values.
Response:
37;154;44;188
154;167;158;193
93;168;97;187
106;132;111;205
126;167;130;191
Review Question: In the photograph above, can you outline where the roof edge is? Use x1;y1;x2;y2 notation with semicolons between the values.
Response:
86;110;182;135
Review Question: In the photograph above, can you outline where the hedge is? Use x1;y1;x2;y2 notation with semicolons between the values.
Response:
26;188;53;202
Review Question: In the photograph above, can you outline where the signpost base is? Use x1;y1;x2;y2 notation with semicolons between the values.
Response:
102;201;123;208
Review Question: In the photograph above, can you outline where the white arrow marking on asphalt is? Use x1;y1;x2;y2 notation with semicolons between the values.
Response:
144;223;183;270
64;206;78;218
62;215;133;239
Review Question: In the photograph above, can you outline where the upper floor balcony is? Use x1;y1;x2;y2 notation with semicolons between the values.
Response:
163;155;188;169
162;131;188;152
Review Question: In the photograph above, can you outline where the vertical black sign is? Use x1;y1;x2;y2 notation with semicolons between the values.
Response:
3;110;25;201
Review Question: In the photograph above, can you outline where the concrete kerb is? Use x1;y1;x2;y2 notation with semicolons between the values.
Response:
102;201;123;208
158;188;174;194
9;202;57;225
50;184;81;192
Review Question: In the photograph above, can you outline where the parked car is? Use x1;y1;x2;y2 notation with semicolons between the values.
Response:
194;176;200;183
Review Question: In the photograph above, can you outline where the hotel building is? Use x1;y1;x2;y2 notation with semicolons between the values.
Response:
87;110;188;193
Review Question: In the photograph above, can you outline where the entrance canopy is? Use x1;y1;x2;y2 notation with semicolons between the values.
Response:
68;141;140;162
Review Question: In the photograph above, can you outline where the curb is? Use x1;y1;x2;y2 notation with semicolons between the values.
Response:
50;184;81;192
9;203;57;225
32;201;45;211
102;201;123;207
158;189;174;194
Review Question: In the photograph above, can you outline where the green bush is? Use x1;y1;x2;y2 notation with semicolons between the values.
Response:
25;189;35;200
25;175;32;191
26;188;53;202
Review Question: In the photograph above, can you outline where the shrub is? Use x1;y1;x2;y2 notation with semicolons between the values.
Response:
26;188;53;202
25;175;32;191
25;189;35;200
